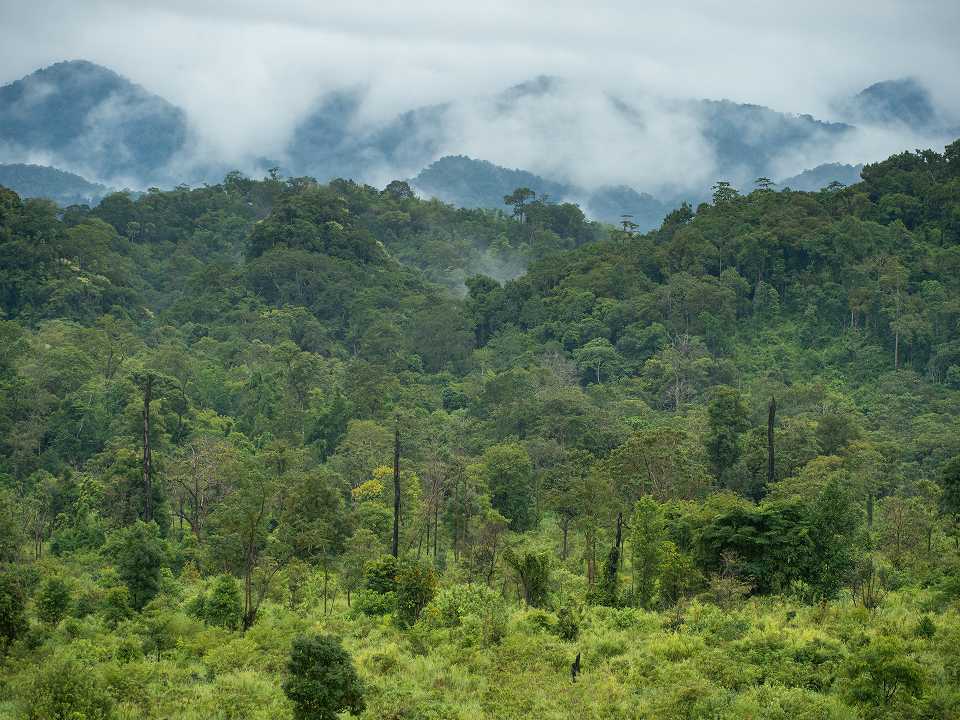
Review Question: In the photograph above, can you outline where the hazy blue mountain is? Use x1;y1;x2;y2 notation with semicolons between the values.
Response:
0;163;109;205
411;155;669;229
838;78;937;128
4;61;944;223
291;76;858;199
778;162;864;191
582;185;670;230
411;155;567;209
289;87;449;181
0;60;188;183
694;100;852;184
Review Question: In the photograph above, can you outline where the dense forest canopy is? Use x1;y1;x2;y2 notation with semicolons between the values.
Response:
0;140;959;719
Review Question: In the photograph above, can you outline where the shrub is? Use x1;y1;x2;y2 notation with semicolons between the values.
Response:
16;650;113;720
351;589;395;617
555;606;580;641
0;571;27;653
363;555;399;594
420;583;508;646
35;575;72;626
107;520;164;610
394;560;437;628
282;634;365;720
205;575;243;630
101;585;133;627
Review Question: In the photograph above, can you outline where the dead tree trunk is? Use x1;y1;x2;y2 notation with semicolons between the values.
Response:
767;396;776;487
392;419;401;558
142;375;154;522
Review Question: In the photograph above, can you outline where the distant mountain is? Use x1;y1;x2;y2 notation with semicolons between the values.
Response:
411;155;670;230
411;155;567;209
837;78;937;128
778;163;864;192
694;100;852;184
288;76;856;195
0;163;109;205
0;60;188;183
5;61;951;223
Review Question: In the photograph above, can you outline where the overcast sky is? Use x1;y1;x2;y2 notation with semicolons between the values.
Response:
1;0;958;189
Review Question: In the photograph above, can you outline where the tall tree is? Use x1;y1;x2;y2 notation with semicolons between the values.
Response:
767;396;777;488
392;418;401;558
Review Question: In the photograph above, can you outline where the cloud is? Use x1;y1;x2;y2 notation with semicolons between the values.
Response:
0;0;957;193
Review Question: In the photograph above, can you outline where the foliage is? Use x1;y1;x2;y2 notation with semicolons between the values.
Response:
108;520;164;610
282;633;365;720
35;575;71;625
0;139;958;718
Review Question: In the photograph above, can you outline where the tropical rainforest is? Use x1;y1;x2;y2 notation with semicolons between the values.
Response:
0;139;960;720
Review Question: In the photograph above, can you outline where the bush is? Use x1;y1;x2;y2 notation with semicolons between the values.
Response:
205;575;243;629
16;650;114;720
394;560;437;628
101;585;132;627
421;583;508;646
107;520;164;610
843;637;925;708
352;589;395;617
35;575;72;625
363;555;399;594
555;606;580;640
283;634;365;720
0;570;27;653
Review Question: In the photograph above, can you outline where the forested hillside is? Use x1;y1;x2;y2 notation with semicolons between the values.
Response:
0;141;959;720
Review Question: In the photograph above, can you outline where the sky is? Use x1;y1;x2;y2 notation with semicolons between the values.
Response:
1;0;958;192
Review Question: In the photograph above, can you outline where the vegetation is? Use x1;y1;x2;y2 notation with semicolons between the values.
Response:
0;140;959;719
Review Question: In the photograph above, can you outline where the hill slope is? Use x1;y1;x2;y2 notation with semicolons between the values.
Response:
0;163;109;205
0;60;188;183
0;139;959;719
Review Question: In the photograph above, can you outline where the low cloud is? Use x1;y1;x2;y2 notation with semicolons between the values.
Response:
0;1;957;196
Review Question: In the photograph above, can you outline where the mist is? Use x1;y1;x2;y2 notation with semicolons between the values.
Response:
1;0;958;198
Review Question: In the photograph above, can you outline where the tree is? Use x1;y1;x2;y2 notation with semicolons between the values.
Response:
658;541;701;608
940;455;960;547
16;650;114;720
0;571;27;654
109;520;164;610
543;449;594;559
392;419;401;557
843;637;924;707
394;559;437;627
712;181;740;205
340;529;378;606
503;545;551;608
503;187;535;223
283;634;365;720
630;498;666;608
705;386;750;485
207;461;282;629
23;470;59;559
0;490;24;566
130;369;173;522
204;574;243;629
383;180;414;201
35;576;71;626
767;396;776;487
572;338;623;385
470;443;536;532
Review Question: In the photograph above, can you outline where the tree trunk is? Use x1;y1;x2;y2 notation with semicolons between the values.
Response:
615;512;624;570
142;377;153;522
767;396;776;487
392;419;401;558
